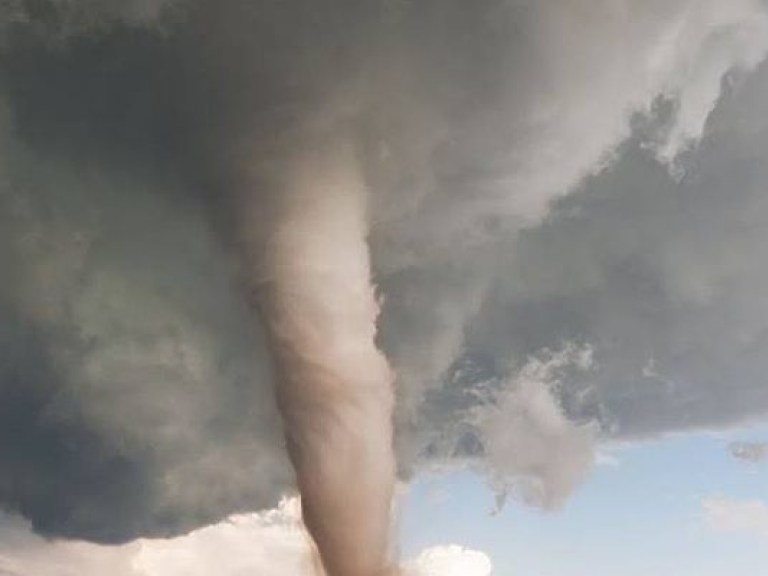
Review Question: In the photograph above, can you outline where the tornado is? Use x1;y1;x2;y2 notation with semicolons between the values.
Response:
238;129;397;576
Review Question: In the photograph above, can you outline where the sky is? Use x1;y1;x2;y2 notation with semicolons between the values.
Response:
2;1;768;575
402;423;768;576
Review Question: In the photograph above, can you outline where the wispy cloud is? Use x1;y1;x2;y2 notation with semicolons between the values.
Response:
728;442;768;463
702;497;768;538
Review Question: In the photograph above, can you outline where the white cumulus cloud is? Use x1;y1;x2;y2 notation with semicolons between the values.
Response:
0;499;494;576
403;545;493;576
0;499;312;576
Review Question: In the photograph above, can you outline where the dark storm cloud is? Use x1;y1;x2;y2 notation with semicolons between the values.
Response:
462;63;768;440
1;0;768;551
0;29;291;540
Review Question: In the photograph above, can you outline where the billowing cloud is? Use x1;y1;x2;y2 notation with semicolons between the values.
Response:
134;499;315;576
1;0;768;554
402;545;493;576
0;499;312;575
0;513;141;576
0;500;492;576
473;345;596;509
461;55;768;440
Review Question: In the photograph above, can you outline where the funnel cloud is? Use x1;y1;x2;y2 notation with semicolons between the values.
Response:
239;133;397;576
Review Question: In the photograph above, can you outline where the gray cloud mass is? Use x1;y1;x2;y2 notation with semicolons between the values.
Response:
1;0;768;550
